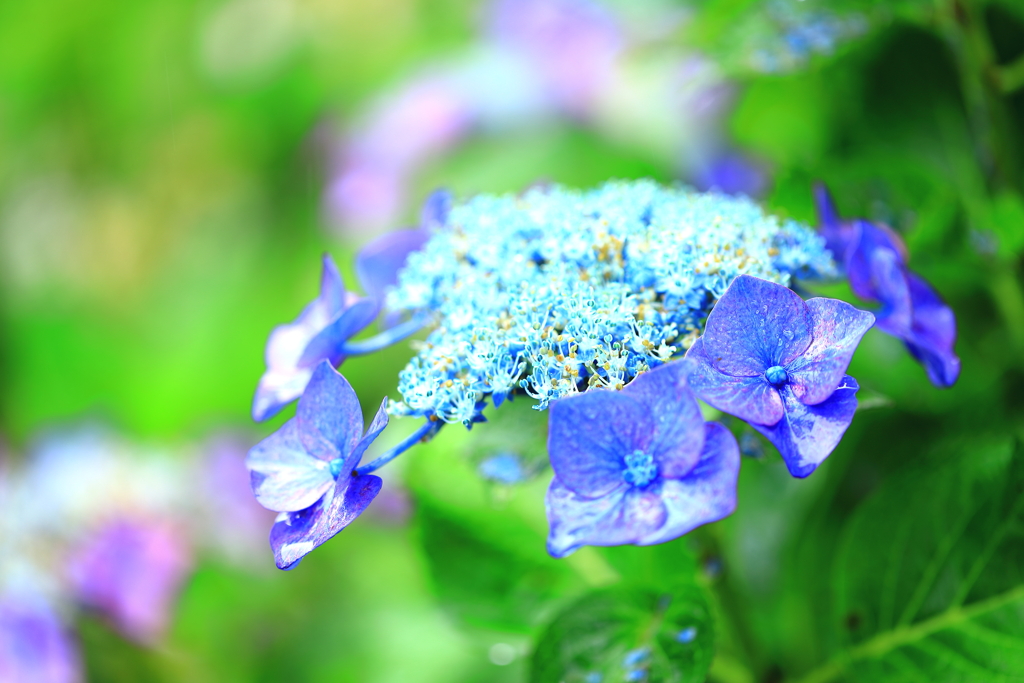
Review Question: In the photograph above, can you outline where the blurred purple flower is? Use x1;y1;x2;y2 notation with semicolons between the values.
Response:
253;254;378;422
326;79;472;231
0;595;81;683
685;275;873;477
486;0;622;117
67;519;192;644
247;361;388;569
545;361;740;558
815;186;960;387
693;151;769;199
201;435;277;560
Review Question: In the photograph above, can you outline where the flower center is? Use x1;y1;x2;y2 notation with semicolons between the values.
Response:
622;450;658;488
328;458;345;478
765;365;789;387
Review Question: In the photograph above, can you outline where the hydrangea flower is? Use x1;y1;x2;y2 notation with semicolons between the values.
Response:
0;594;81;683
386;180;836;426
685;275;873;477
252;255;378;422
545;360;740;557
67;519;192;643
247;361;389;569
815;186;960;387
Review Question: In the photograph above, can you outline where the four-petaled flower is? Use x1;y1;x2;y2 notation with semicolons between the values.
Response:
816;185;960;387
686;275;874;478
545;360;740;558
247;360;389;569
252;255;378;422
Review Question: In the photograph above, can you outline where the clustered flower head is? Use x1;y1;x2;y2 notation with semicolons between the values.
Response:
247;179;958;568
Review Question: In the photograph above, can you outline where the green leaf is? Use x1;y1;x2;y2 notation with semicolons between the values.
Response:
529;584;715;683
416;501;580;632
796;438;1024;682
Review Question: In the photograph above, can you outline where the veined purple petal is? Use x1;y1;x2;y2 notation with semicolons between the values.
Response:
246;419;334;512
895;273;960;387
347;397;390;471
621;361;704;479
786;299;874;406
355;229;430;304
67;519;192;644
296;361;364;462
752;376;859;478
547;391;651;498
638;422;739;546
702;275;813;376
685;338;784;426
545;478;668;558
297;297;380;367
846;220;908;303
270;473;382;570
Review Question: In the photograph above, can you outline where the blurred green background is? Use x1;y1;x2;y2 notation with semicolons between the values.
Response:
2;0;1024;681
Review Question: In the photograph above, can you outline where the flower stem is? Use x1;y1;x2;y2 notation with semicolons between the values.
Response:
340;314;429;356
354;419;440;475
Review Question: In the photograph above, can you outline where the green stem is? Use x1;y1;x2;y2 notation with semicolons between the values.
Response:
939;0;1021;191
998;52;1024;93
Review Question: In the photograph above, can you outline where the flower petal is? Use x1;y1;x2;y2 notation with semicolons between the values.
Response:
900;272;960;387
419;188;451;230
638;421;739;545
814;184;856;261
786;298;874;406
685;337;784;426
318;253;348;314
545;478;667;558
355;229;430;304
548;391;651;498
270;473;383;570
298;297;380;367
246;419;335;512
252;255;358;422
296;361;364;462
845;220;909;303
753;377;859;478
252;365;314;422
347;397;390;472
702;275;813;376
621;361;705;479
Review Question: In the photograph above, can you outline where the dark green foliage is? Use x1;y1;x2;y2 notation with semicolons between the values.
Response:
529;584;715;683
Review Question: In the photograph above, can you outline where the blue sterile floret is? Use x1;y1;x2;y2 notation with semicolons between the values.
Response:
385;180;837;425
544;360;740;558
685;275;874;478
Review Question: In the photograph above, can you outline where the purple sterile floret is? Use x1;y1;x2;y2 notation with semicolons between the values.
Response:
247;361;389;569
67;519;192;644
545;361;740;558
685;275;873;478
815;185;960;387
252;254;378;422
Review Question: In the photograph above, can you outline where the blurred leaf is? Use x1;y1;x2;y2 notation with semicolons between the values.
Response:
529;583;715;683
417;501;578;632
798;437;1024;682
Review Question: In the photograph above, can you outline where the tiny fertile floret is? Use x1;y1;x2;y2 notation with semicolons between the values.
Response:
386;180;837;425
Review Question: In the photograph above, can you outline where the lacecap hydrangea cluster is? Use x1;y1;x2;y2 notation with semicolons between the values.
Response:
246;180;959;569
386;180;836;422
